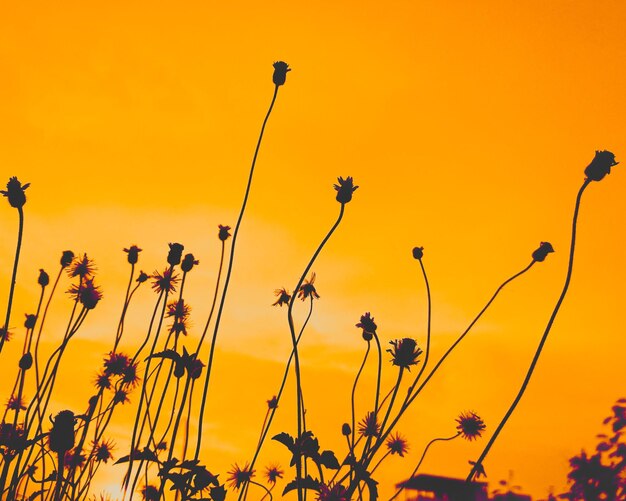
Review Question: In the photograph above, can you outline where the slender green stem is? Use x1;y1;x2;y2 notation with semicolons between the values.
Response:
467;179;591;482
195;84;281;460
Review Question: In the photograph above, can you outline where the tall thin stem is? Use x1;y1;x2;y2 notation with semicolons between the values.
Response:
1;206;24;354
467;179;591;482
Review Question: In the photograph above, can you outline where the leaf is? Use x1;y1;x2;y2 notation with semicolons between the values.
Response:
318;450;340;470
364;475;379;501
282;475;320;495
146;349;180;362
114;447;159;464
210;485;226;501
272;432;295;453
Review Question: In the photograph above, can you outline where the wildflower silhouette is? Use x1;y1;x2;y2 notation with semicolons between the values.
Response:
358;412;380;438
467;150;619;483
272;61;291;86
298;272;320;300
355;312;376;341
334;176;359;204
386;432;409;457
273;288;291;306
456;411;486;441
227;463;255;489
387;338;422;369
123;245;142;264
265;464;284;484
218;224;232;241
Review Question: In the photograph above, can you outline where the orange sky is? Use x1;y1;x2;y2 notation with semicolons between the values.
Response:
1;1;626;499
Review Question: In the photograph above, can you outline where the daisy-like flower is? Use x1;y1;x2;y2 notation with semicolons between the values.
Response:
385;432;409;457
140;485;159;501
218;224;231;241
64;448;86;469
456;411;486;441
387;338;422;370
227;463;255;489
68;278;103;310
94;372;111;390
264;464;284;485
123;245;142;265
121;360;141;387
112;389;130;405
357;411;380;438
272;61;291;86
92;439;115;463
356;312;377;341
6;395;26;411
584;150;618;182
60;250;75;268
1;177;30;208
532;242;554;262
298;273;320;301
333;176;359;204
68;254;96;279
103;352;131;376
181;253;199;273
317;483;349;501
0;327;11;343
167;242;184;266
273;288;291;307
151;269;179;294
167;299;192;336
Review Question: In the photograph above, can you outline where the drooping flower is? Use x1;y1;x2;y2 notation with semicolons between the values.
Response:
298;273;320;301
227;463;255;489
456;411;486;441
218;224;231;241
272;61;291;86
333;176;359;204
264;464;284;484
387;338;422;370
151;269;179;294
532;242;554;262
356;312;377;341
181;253;199;273
1;177;30;208
68;254;96;279
357;411;380;437
385;432;409;457
584;150;618;182
92;439;115;463
167;242;184;266
123;245;142;265
273;288;291;307
317;483;349;501
412;246;424;260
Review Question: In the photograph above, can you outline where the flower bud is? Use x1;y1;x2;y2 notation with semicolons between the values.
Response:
60;250;75;268
584;150;618;182
24;314;37;329
341;423;351;436
136;271;149;283
19;352;33;370
1;177;30;208
49;410;75;453
167;243;184;266
532;242;554;262
272;61;291;86
412;247;424;260
124;245;142;265
38;269;49;287
181;253;199;273
218;225;231;242
333;176;359;204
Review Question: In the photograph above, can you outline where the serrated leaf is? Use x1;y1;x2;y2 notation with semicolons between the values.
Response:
272;432;295;452
210;485;226;501
318;450;340;469
282;475;320;495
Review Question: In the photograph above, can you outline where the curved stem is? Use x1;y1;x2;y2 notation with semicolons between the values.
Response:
467;179;591;482
351;342;371;452
195;84;281;460
1;206;24;354
390;433;460;501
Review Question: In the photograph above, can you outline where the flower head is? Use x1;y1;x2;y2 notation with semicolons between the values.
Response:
333;176;359;204
181;253;199;273
137;271;149;283
317;483;349;501
24;314;37;330
103;352;132;376
68;278;103;310
264;464;284;485
584;150;618;182
273;288;291;307
227;463;255;489
341;423;351;436
48;410;75;454
123;245;142;265
456;411;486;441
94;372;111;390
412;247;424;260
167;299;191;336
385;432;409;457
267;395;278;409
167;242;184;266
64;448;86;469
532;242;554;263
6;395;26;411
1;177;30;208
68;254;95;279
356;312;377;341
357;411;380;438
298;273;320;301
0;327;11;343
60;250;75;268
272;61;291;86
113;389;130;405
151;269;179;294
387;338;422;370
218;224;231;241
140;485;159;501
92;439;115;463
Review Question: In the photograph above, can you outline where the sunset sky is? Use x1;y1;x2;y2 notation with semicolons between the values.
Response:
1;1;626;499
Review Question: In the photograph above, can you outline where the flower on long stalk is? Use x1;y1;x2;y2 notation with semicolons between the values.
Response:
92;439;115;463
531;242;554;262
584;150;619;182
387;338;422;369
218;224;231;241
273;288;291;307
227;463;255;489
358;411;380;438
386;432;409;457
151;269;179;294
68;278;103;310
181;253;199;273
60;250;75;268
456;411;486;441
264;464;284;484
356;312;377;341
68;253;96;279
1;177;29;208
123;245;142;264
272;61;291;86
